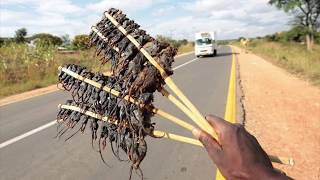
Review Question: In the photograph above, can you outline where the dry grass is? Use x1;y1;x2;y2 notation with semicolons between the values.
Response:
232;40;320;85
177;43;194;55
0;43;110;98
0;42;195;99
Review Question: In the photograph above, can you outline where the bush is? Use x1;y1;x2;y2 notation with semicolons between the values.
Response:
283;26;306;42
315;32;320;44
0;38;4;47
15;28;27;43
265;33;281;42
30;33;63;47
264;26;308;43
156;35;189;49
238;37;245;41
72;34;90;49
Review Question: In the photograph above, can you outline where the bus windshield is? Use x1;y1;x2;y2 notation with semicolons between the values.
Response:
196;38;212;45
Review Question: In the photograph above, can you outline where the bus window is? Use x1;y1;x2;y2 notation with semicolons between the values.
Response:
196;38;212;45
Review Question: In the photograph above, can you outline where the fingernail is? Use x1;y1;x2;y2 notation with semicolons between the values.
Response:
192;128;201;138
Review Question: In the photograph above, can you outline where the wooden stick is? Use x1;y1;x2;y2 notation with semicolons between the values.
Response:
89;28;200;131
153;130;294;166
268;155;295;166
104;12;217;139
159;88;205;132
91;26;120;53
58;104;293;166
59;104;109;122
91;18;294;167
97;69;199;133
59;67;195;131
153;130;202;147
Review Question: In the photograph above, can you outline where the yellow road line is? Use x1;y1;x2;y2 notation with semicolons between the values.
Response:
215;46;237;180
224;47;236;124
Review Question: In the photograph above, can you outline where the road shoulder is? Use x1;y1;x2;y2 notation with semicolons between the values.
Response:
232;45;320;179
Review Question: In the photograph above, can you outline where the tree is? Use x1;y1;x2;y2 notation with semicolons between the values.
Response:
284;26;306;42
156;35;189;49
238;37;245;41
15;28;27;43
72;34;90;49
269;0;320;50
31;33;63;47
61;34;71;46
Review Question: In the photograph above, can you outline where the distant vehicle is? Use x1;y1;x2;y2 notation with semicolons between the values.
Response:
195;32;217;57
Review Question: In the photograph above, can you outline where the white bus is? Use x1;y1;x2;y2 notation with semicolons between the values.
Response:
195;32;218;57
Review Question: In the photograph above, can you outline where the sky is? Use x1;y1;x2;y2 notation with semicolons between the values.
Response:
0;0;293;40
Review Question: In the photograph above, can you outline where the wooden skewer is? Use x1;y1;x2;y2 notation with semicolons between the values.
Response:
153;130;294;166
99;61;295;166
91;26;120;53
59;67;195;132
98;70;201;134
90;26;200;132
58;104;294;166
103;12;217;139
59;104;109;122
89;15;295;167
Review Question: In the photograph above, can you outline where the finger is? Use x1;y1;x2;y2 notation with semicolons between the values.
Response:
205;114;231;136
192;128;221;154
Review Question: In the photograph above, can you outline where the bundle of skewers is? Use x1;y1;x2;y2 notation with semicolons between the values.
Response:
56;8;294;179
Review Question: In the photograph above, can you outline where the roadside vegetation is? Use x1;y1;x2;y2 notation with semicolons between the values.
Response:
156;35;194;55
232;27;320;85
0;43;108;98
268;0;319;51
0;29;194;99
176;43;194;55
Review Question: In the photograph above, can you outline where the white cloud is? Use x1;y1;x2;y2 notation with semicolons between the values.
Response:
154;0;292;40
86;0;155;13
0;0;87;37
0;10;29;22
36;0;83;15
148;16;247;40
0;0;292;40
1;0;82;14
151;5;175;17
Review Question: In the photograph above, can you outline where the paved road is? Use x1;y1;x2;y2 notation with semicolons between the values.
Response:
0;46;233;180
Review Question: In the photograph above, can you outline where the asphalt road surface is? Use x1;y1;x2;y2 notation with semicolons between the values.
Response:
0;46;233;180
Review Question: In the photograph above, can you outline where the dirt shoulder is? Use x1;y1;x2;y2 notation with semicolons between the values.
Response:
232;45;320;180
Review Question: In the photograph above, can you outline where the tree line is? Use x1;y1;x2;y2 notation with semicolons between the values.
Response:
0;28;91;50
1;28;192;50
265;26;309;42
269;0;320;50
240;26;320;44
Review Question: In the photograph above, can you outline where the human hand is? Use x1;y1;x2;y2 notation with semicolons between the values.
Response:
192;115;291;180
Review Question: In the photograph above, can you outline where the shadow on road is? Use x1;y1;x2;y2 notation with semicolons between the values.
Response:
198;52;238;59
215;52;239;57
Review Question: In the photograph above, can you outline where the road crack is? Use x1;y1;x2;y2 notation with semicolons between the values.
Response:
235;52;247;126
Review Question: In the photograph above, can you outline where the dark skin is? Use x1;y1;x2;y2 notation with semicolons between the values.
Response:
192;115;293;180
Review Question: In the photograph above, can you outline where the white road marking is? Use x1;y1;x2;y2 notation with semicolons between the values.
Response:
173;58;198;70
0;120;57;149
0;57;199;149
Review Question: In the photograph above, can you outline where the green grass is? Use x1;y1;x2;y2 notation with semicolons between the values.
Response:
231;40;320;85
